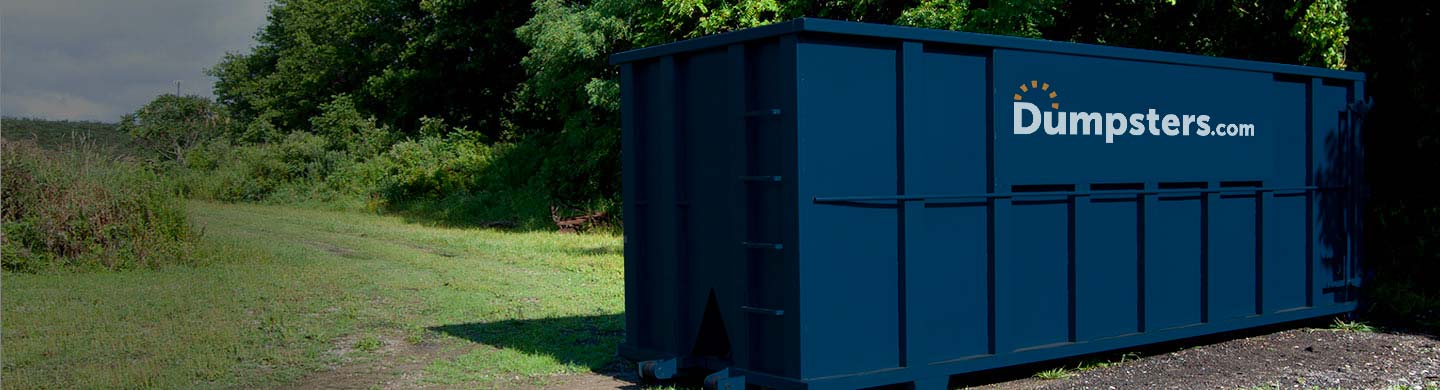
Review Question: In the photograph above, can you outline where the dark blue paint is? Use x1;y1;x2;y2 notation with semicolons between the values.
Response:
1146;191;1204;330
612;18;1365;390
1075;192;1141;339
795;40;901;377
1210;190;1261;321
902;47;989;364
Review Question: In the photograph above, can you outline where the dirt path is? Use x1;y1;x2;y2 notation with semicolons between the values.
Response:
534;327;1438;390
287;331;474;390
283;324;1437;389
976;328;1439;390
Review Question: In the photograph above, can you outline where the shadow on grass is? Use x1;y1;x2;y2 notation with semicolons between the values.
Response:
564;245;623;257
430;313;651;387
382;194;552;232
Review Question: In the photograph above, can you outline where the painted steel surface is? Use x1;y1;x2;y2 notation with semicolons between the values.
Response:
612;18;1366;390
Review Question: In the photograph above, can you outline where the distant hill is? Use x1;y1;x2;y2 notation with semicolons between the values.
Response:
1;117;133;153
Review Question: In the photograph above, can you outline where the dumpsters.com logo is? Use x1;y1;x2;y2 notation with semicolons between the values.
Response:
1012;80;1256;144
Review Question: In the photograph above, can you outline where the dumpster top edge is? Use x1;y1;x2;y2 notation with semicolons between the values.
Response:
607;18;1364;81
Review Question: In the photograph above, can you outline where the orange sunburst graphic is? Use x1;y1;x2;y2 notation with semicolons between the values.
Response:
1012;80;1059;109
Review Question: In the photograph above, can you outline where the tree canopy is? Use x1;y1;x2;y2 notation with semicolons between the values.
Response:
166;0;1437;302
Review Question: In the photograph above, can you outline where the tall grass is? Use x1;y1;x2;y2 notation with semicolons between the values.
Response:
1;139;193;271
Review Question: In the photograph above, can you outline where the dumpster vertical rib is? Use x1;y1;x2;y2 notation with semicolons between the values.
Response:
1137;182;1149;333
1336;79;1347;303
726;43;750;369
1349;80;1366;298
1067;193;1077;342
984;49;998;355
619;63;643;348
778;34;802;378
1200;183;1211;324
896;41;922;367
1305;78;1317;308
655;55;680;353
1256;190;1266;315
669;54;692;353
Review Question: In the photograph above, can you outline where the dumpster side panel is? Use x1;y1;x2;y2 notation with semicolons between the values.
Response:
795;39;901;378
902;46;991;365
1075;186;1142;339
1312;81;1354;306
741;37;801;377
676;48;742;361
621;57;682;356
1263;79;1310;314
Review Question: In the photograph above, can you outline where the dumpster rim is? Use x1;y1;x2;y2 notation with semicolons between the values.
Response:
607;18;1363;82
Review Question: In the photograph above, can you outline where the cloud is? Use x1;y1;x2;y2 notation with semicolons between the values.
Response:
1;0;270;122
3;90;114;122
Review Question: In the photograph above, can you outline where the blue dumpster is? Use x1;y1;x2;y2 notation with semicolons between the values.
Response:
612;18;1367;390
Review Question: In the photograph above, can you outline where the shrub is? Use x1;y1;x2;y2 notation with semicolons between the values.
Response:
1;140;193;272
310;94;394;156
178;132;341;202
371;133;493;204
118;94;229;164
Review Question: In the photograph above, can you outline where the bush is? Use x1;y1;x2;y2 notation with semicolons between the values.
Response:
179;132;341;202
372;134;492;203
1;140;193;272
118;94;229;164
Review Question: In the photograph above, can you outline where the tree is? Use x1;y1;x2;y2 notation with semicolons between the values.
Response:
208;0;533;142
118;95;229;164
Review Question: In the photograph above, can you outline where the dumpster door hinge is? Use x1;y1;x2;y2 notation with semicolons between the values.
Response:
704;368;746;390
637;358;679;381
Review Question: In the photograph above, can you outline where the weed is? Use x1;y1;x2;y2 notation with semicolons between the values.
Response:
1076;351;1141;371
1033;367;1071;380
1331;318;1377;332
1;139;193;271
355;335;383;352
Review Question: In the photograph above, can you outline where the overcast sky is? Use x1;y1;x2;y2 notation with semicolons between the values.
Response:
2;1;270;122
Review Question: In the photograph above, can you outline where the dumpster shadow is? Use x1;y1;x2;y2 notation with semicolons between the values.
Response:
564;245;623;257
429;313;651;387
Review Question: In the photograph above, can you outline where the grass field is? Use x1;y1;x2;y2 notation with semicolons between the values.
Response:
1;201;625;388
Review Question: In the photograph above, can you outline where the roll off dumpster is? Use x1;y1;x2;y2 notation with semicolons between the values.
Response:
610;18;1369;390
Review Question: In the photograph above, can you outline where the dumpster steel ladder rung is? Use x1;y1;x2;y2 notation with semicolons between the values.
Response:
740;175;783;183
740;241;784;250
740;306;785;316
744;108;783;117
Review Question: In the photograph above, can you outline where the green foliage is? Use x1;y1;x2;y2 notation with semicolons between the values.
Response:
1;117;132;153
117;94;229;163
897;0;1057;37
209;0;533;141
1293;0;1349;69
180;132;341;202
372;134;493;203
310;94;395;156
1;139;193;272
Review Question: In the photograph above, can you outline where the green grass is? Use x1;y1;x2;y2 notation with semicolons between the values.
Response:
1033;367;1071;380
1330;318;1377;332
1075;351;1141;372
1;201;624;388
